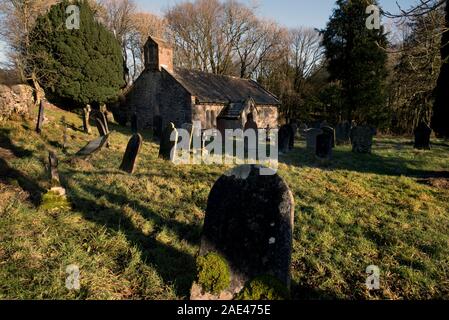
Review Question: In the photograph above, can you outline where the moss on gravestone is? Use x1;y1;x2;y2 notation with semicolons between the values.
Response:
196;252;230;294
40;190;71;212
236;275;290;300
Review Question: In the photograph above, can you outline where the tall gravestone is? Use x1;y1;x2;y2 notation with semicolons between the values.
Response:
288;124;297;150
181;123;194;151
191;165;294;300
305;128;323;152
83;105;92;134
316;131;333;164
278;125;291;154
320;125;336;148
120;134;143;174
336;122;351;145
36;101;45;134
350;126;374;154
159;122;178;161
414;122;432;150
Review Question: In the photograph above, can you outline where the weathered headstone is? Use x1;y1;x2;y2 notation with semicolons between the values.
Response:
244;114;259;158
75;133;110;157
95;115;108;137
180;123;194;151
350;126;374;154
336;122;351;145
60;116;68;150
159;122;178;161
316;131;333;163
320;125;336;148
304;128;323;152
278;125;291;154
414;122;432;150
191;165;294;300
83;105;92;134
36;101;45;134
119;134;143;174
48;151;61;188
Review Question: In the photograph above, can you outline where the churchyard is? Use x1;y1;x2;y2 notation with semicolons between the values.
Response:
1;104;449;300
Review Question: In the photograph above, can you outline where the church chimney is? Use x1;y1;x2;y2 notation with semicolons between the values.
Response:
144;36;174;73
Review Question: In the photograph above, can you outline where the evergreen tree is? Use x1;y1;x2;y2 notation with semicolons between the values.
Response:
322;0;389;126
28;0;124;107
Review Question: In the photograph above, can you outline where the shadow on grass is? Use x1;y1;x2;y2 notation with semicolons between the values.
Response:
280;143;449;179
65;179;198;298
0;128;34;158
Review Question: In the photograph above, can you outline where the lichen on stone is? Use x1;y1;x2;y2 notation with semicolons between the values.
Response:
40;190;71;212
236;275;290;300
196;252;230;294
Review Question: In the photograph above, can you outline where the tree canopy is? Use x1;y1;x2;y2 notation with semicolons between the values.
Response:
28;0;124;107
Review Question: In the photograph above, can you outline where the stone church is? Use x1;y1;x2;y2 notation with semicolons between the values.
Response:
124;36;280;135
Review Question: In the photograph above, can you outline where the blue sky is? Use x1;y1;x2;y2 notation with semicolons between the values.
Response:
136;0;419;28
0;0;418;65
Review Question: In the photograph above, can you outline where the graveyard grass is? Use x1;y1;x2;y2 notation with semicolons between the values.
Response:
1;105;449;300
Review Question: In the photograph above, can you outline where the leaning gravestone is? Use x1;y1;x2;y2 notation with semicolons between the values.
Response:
414;122;432;150
75;133;110;157
278;125;291;154
191;165;294;300
120;134;143;174
159;122;178;161
305;128;323;152
36;101;45;134
336;122;351;145
40;151;70;212
95;115;108;137
321;125;336;148
350;126;374;154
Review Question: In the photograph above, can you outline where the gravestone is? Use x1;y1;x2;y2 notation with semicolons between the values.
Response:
278;125;291;154
120;134;143;174
75;133;110;157
336;122;351;145
191;165;294;300
316;131;333;163
414;122;432;150
288;124;297;150
159;122;178;161
95;115;108;137
36;101;45;134
131;112;138;134
48;151;61;188
350;126;374;154
320;125;336;148
304;128;323;152
153;115;163;139
83;105;92;134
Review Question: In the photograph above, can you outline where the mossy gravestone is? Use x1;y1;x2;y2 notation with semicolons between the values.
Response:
83;105;92;134
191;165;294;300
158;122;178;161
40;151;70;212
414;122;432;150
119;134;143;174
350;126;375;154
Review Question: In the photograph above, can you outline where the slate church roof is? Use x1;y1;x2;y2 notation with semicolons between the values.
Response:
170;67;281;106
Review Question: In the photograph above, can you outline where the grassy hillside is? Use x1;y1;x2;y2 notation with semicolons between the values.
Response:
1;105;449;300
